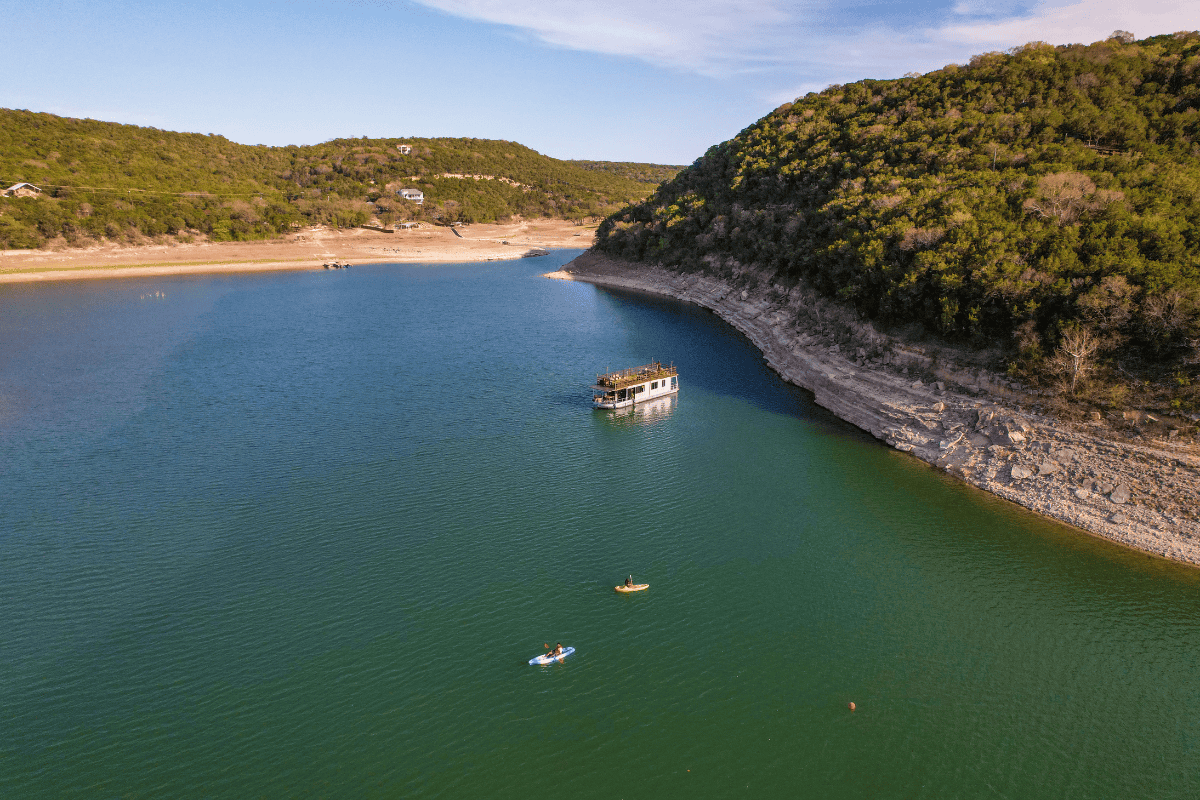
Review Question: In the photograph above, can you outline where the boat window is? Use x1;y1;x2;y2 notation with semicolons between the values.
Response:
651;381;658;390
633;385;644;394
671;376;677;389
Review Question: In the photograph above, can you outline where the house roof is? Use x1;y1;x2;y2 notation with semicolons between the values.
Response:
4;182;42;193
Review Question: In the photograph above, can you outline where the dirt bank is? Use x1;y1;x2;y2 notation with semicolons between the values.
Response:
0;220;593;283
552;251;1200;566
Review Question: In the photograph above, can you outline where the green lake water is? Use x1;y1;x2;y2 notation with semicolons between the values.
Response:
2;251;1198;797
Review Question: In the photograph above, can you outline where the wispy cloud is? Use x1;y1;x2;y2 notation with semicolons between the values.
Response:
411;0;1200;83
411;0;823;75
932;0;1197;47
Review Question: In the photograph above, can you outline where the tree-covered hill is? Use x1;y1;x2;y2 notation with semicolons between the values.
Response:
595;32;1200;410
568;160;685;185
0;109;673;248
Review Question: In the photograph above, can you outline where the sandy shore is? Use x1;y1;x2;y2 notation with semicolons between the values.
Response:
0;220;593;283
553;251;1200;567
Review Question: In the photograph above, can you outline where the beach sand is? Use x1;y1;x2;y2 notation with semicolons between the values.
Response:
0;220;593;283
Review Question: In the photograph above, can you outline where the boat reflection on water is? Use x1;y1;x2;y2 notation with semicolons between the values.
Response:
597;393;677;425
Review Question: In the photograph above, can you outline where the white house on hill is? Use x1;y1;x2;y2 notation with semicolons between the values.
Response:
4;182;43;198
397;188;424;204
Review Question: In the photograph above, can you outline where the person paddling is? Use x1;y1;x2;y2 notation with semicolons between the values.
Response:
625;575;634;588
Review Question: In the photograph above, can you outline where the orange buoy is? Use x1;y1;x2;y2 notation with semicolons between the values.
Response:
848;702;856;711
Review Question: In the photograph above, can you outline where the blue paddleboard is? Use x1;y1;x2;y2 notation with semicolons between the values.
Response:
529;646;575;665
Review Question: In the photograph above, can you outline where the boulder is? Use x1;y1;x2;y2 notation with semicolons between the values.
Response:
1011;464;1033;480
987;426;1026;447
1074;487;1091;500
967;433;991;448
1037;460;1060;476
1110;484;1131;504
932;401;946;412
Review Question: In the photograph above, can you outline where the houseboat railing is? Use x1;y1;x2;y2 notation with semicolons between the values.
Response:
594;361;676;389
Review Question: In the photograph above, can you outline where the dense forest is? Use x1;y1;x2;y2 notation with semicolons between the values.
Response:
0;110;680;249
595;32;1200;412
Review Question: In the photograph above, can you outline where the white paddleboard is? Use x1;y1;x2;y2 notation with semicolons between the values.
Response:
529;646;575;665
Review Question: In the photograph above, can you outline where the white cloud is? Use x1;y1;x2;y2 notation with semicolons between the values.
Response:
411;0;821;75
410;0;1200;100
932;0;1198;47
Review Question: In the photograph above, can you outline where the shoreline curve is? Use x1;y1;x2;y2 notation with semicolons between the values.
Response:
551;250;1200;568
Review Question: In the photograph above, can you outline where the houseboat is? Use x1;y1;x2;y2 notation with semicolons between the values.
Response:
593;362;678;409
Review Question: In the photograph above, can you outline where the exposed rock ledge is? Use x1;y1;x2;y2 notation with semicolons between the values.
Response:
550;251;1200;566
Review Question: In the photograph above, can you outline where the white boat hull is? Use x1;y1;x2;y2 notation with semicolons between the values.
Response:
593;379;678;409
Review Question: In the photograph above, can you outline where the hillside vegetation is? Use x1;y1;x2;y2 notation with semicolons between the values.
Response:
596;32;1200;413
0;109;677;248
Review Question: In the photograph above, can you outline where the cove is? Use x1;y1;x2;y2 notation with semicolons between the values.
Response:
2;251;1198;798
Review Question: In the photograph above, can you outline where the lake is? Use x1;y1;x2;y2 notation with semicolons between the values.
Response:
2;251;1198;798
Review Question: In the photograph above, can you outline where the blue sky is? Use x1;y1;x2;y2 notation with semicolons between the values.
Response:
2;0;1196;164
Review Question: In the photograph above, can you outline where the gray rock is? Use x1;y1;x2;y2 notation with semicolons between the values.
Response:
1110;484;1131;504
1098;482;1115;494
1074;487;1091;500
967;433;990;448
1038;460;1060;476
911;380;923;388
935;381;946;391
987;426;1027;447
1011;465;1033;480
932;401;946;412
1111;513;1127;524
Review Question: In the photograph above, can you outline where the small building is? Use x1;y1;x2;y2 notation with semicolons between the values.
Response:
3;182;43;198
397;222;419;230
397;188;424;205
397;144;412;155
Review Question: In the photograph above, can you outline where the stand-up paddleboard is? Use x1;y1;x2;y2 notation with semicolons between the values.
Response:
529;646;575;665
615;584;649;593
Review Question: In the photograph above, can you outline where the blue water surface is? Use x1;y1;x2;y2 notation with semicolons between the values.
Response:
2;252;1198;798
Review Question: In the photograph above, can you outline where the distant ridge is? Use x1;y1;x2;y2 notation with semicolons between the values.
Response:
0;108;680;248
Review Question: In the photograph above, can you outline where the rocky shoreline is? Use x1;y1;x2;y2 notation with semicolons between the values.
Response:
551;251;1200;566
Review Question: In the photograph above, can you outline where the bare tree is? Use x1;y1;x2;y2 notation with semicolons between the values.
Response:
1023;172;1097;223
1141;290;1191;340
1050;326;1101;393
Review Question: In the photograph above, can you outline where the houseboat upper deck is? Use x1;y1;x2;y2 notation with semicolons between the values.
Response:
593;362;679;409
